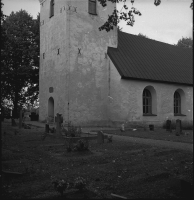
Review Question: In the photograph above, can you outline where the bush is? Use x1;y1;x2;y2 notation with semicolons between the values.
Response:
52;179;68;196
61;122;82;137
74;177;86;191
73;139;89;151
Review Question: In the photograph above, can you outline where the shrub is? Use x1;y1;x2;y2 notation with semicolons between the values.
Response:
73;139;89;151
52;179;68;196
74;177;86;191
61;122;82;137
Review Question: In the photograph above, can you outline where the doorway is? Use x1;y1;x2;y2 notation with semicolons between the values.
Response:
48;97;54;122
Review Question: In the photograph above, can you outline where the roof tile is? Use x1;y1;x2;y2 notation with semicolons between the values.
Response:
108;31;193;85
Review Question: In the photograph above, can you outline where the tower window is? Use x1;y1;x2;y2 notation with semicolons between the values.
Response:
49;87;54;93
50;0;54;18
89;0;97;15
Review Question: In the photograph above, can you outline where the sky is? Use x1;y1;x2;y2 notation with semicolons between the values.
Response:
2;0;193;45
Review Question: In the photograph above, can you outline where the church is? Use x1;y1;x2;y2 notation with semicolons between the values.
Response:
39;0;193;129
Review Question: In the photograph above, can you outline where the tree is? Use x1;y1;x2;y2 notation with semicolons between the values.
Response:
97;0;193;32
138;33;149;39
1;10;40;118
176;37;193;48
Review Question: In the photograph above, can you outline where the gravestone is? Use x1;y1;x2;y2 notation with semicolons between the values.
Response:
97;131;104;144
175;119;182;136
149;124;154;131
55;113;63;135
45;124;49;133
23;111;31;121
121;124;125;132
166;120;172;132
11;118;17;126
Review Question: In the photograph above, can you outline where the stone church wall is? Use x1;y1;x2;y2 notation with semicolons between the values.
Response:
39;0;193;128
39;0;117;126
108;58;193;129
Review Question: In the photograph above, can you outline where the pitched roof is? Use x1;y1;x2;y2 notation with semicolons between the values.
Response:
107;31;193;86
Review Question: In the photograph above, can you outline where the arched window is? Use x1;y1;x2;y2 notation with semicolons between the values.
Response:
143;89;152;114
174;91;181;114
88;0;97;15
50;0;54;18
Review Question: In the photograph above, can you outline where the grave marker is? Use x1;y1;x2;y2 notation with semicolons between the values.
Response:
149;124;154;131
45;124;49;133
55;113;63;135
175;119;182;136
121;124;125;132
166;120;172;132
23;111;31;121
97;131;104;144
11;118;17;126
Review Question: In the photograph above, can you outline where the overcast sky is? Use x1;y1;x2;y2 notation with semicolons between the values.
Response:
2;0;193;45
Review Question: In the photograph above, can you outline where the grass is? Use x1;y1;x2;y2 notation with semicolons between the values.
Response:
2;120;193;199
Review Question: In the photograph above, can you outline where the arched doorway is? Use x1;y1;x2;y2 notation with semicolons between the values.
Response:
48;97;54;122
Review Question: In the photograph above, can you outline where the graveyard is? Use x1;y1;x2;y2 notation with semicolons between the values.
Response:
1;119;193;199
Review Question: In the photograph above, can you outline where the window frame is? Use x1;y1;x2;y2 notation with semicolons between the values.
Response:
143;89;152;115
50;0;54;18
88;0;97;15
174;91;181;115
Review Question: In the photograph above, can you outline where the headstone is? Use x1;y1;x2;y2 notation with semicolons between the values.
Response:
45;124;49;133
12;118;17;126
23;111;31;121
175;119;182;136
166;120;172;132
97;131;104;144
121;124;125;132
149;124;154;131
56;113;63;135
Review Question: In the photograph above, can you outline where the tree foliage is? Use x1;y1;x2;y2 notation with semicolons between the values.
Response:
138;33;149;39
97;0;193;32
176;37;193;48
1;9;40;118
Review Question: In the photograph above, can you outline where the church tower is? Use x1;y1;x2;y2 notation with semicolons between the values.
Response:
39;0;117;126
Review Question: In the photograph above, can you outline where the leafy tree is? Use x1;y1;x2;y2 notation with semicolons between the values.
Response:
138;33;149;39
1;10;39;118
176;37;193;48
97;0;193;32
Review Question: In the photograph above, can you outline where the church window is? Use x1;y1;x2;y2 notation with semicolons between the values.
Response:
50;0;54;18
89;0;97;15
143;89;152;114
174;91;181;115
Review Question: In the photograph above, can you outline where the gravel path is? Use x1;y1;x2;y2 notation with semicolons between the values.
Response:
112;134;193;152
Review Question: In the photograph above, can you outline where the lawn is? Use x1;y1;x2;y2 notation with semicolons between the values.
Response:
2;120;193;199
